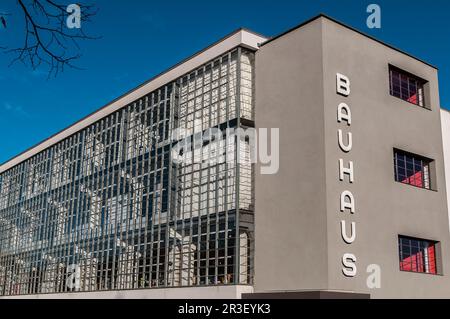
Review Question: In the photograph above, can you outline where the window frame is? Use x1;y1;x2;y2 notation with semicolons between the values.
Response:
389;65;428;110
393;148;436;191
398;235;441;276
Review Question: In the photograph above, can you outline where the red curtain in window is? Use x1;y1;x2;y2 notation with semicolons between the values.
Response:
408;94;418;105
402;171;423;188
428;246;437;274
400;252;424;272
400;246;437;274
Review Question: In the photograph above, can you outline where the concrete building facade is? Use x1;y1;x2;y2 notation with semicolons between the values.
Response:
255;16;450;299
1;15;450;299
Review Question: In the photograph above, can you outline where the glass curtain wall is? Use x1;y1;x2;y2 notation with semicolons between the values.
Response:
0;48;255;296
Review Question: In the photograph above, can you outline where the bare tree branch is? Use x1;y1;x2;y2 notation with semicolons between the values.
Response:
2;0;99;77
0;12;10;29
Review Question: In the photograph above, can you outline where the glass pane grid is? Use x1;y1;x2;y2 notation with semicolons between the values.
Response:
399;236;438;275
394;150;433;190
389;68;426;108
0;48;255;296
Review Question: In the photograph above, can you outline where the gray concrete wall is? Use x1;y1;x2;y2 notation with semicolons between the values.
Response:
254;18;329;292
321;17;450;298
254;16;450;298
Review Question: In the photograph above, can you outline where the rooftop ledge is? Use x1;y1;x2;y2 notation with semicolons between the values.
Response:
0;14;438;174
0;29;268;174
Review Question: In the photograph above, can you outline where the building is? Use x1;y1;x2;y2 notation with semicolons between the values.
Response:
1;15;450;299
441;109;450;234
254;15;450;299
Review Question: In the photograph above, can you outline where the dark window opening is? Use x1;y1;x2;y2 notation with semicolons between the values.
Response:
390;66;426;108
399;236;439;275
394;149;434;190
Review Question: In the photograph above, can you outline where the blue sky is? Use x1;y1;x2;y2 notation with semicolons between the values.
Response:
0;0;449;164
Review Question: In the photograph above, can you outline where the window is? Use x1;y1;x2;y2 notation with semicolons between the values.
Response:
394;149;434;190
399;236;439;275
389;66;426;108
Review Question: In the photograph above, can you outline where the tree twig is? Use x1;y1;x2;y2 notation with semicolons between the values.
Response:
3;0;99;77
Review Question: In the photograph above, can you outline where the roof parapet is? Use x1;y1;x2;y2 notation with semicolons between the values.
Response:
0;29;268;174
